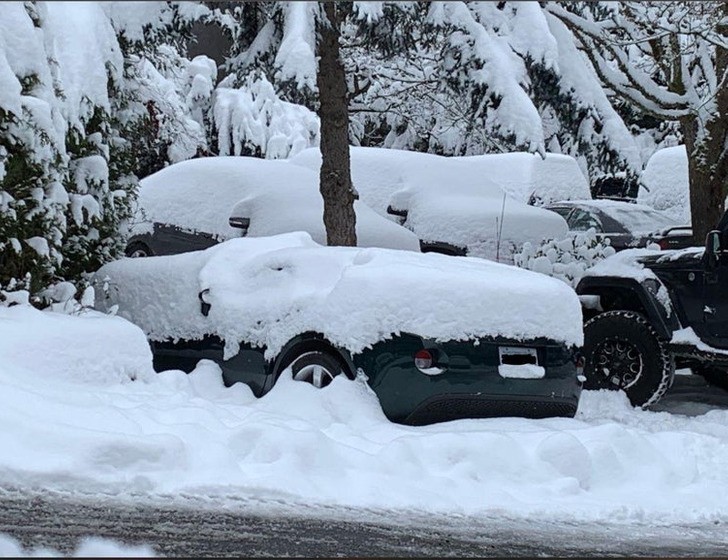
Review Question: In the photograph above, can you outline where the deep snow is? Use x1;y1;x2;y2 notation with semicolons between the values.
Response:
2;302;728;528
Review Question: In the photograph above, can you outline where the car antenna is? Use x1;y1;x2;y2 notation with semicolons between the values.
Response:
496;191;506;262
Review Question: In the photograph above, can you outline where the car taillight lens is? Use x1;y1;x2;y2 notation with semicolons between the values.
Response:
657;238;669;250
574;352;586;381
414;349;434;370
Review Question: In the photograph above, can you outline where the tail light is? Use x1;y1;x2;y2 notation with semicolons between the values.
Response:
414;349;434;370
574;352;586;382
657;238;669;250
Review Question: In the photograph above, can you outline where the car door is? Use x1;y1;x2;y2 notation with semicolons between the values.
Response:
699;253;728;349
153;223;220;255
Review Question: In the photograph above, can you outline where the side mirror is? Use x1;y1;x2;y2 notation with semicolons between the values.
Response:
228;216;251;235
705;230;721;269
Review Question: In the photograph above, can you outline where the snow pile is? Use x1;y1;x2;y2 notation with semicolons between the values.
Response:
514;229;616;288
94;233;583;358
290;147;569;261
213;75;319;159
2;306;728;523
134;156;419;251
0;304;154;386
638;146;690;224
452;152;590;204
0;534;155;558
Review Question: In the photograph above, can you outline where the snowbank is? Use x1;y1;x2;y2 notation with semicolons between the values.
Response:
134;156;419;251
95;233;583;358
2;305;728;523
639;145;690;224
0;304;154;385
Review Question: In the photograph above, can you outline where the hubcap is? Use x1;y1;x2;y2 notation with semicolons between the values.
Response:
293;363;336;388
129;249;149;258
591;337;643;389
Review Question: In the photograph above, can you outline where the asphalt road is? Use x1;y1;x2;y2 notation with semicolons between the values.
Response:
2;374;728;558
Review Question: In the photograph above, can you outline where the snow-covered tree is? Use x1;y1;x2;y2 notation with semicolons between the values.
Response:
547;1;728;243
0;2;135;296
223;2;644;193
104;1;214;178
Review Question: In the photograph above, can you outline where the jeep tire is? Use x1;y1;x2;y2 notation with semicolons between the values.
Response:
583;310;675;407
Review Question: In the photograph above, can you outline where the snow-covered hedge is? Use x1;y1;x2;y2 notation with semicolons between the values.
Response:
513;229;616;288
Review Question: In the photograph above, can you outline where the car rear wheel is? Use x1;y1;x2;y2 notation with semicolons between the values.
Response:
125;241;154;258
583;310;674;407
288;351;343;389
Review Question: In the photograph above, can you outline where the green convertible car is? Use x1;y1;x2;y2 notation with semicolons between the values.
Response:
94;232;584;425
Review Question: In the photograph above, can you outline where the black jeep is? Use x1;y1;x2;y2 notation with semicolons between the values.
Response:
576;211;728;407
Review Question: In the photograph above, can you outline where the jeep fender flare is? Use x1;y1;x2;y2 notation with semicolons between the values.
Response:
575;276;680;340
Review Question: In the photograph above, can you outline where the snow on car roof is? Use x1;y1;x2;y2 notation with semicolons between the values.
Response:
136;156;420;251
290;147;569;260
451;151;590;204
556;199;680;234
638;145;690;224
95;233;583;359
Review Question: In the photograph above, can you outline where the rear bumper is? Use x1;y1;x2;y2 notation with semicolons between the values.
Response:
402;393;579;426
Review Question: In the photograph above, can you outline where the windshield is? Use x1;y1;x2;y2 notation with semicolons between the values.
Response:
585;202;679;234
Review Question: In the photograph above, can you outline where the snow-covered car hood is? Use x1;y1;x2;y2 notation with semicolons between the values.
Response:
95;232;583;359
582;247;705;282
133;156;420;252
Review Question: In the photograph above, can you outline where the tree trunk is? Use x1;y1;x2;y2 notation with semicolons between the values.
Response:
316;2;357;247
683;20;728;246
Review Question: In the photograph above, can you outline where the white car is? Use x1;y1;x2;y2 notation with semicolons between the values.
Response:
290;147;570;262
124;156;420;257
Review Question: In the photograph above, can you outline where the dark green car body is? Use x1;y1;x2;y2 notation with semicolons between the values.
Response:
152;331;581;426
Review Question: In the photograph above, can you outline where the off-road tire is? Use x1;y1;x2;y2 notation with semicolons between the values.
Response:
287;351;343;389
583;310;674;407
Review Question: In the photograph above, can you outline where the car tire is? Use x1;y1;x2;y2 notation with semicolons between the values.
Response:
288;351;343;389
693;365;728;392
583;310;674;407
125;241;154;258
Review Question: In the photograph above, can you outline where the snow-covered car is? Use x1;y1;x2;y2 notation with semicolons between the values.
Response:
124;156;420;258
289;147;569;262
545;199;693;251
95;232;584;426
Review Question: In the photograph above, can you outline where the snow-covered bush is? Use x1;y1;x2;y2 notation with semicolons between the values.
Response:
513;229;616;288
213;73;319;159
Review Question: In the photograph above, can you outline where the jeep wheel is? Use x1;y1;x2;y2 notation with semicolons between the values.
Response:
583;310;674;407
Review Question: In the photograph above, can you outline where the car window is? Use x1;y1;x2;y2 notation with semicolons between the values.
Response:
568;208;603;232
599;205;678;234
548;207;573;221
